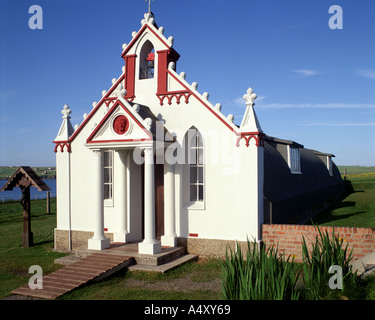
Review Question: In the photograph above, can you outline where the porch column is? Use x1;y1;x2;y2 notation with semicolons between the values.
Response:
88;149;110;250
161;162;177;247
138;147;161;255
114;150;128;243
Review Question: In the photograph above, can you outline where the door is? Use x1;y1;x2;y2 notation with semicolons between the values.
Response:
154;163;164;240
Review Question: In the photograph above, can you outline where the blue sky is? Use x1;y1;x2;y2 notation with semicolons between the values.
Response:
0;0;374;166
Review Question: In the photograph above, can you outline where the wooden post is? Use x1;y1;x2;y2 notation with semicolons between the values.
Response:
20;186;33;248
46;191;50;214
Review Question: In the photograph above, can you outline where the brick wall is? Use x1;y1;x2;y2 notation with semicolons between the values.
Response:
262;224;375;262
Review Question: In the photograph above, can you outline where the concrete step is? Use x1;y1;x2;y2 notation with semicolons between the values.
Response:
75;243;186;266
128;254;198;274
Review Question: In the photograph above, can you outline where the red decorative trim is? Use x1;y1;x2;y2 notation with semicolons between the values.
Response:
121;24;170;58
236;132;265;147
189;233;199;238
124;54;136;100
67;74;126;144
156;91;191;106
104;228;108;232
86;99;153;144
167;70;239;134
113;115;129;135
53;141;71;153
157;49;180;96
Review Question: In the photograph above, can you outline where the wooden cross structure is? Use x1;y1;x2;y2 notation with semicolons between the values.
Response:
0;166;50;247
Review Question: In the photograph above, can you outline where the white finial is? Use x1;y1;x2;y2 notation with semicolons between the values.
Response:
144;118;152;130
158;26;164;34
112;78;117;85
92;101;98;108
114;83;127;98
215;103;222;111
133;104;140;113
180;72;186;79
83;113;88;120
227;114;234;122
191;82;198;90
132;31;137;38
122;43;127;51
243;87;257;106
74;124;79;131
102;90;107;97
61;104;71;119
168;61;176;70
168;36;174;46
203;92;209;100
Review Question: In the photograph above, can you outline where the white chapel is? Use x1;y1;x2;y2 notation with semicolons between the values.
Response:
53;11;344;256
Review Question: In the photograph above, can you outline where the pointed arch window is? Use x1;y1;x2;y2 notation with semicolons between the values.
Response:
188;129;204;202
139;40;155;79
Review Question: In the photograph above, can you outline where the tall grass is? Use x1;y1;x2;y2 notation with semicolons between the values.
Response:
301;225;359;299
219;240;300;300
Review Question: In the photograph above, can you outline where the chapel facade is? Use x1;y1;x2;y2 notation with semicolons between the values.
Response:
53;12;344;255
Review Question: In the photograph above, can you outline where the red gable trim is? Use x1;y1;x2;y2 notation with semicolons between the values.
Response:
86;99;152;144
121;24;170;58
166;70;239;135
67;74;126;144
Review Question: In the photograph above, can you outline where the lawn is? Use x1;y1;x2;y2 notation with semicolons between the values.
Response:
311;177;375;228
0;197;223;300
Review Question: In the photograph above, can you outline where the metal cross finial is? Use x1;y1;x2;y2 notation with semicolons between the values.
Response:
146;0;154;13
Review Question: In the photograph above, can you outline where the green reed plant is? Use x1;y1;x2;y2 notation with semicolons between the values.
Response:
219;239;301;300
301;224;358;299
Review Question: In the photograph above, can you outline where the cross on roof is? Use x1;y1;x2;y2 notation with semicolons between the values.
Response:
146;0;154;13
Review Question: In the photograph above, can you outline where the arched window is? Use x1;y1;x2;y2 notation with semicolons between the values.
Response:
139;40;155;79
187;128;204;202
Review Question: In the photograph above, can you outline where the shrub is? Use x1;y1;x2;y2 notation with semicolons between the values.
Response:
301;224;359;299
219;240;300;300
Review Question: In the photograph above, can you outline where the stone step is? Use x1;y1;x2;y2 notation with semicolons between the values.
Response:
128;254;198;274
75;244;186;266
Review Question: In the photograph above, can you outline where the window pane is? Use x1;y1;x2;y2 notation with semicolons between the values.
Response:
198;167;203;183
104;151;111;166
197;133;203;147
198;149;204;165
190;166;197;183
104;167;111;183
190;185;197;201
104;184;110;200
189;131;197;148
198;185;204;201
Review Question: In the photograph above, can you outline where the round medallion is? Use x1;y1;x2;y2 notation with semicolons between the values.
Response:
113;115;129;135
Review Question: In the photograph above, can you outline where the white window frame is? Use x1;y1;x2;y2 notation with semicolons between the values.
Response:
288;146;301;174
103;150;114;207
183;128;205;210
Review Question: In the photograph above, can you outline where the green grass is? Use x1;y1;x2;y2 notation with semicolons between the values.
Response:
311;177;375;228
0;198;68;298
0;198;222;300
58;259;222;300
337;166;375;176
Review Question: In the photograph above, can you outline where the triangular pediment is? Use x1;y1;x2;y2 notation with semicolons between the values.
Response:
86;99;153;145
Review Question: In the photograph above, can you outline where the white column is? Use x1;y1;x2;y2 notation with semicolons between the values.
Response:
138;147;161;255
161;162;177;247
114;150;128;243
88;149;110;250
